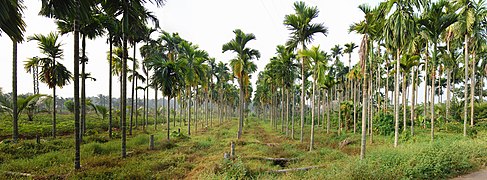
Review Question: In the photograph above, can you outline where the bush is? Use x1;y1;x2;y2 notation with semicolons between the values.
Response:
219;158;249;179
374;112;395;136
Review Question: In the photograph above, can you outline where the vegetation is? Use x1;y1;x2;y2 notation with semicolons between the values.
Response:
1;0;487;179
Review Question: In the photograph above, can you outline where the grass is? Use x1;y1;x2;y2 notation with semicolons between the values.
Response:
0;113;486;179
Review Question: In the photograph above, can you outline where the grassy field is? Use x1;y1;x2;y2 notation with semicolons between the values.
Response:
0;113;486;179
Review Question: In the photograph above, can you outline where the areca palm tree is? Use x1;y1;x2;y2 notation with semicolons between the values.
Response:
383;0;417;147
179;41;208;135
27;32;72;139
344;42;358;101
298;46;328;151
284;1;328;142
350;3;380;159
1;0;26;143
222;29;260;139
418;0;457;141
101;0;164;158
39;0;99;169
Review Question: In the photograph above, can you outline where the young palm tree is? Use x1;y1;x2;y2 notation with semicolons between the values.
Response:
298;46;328;151
28;32;72;139
284;1;328;142
222;29;260;139
0;0;26;143
418;0;457;141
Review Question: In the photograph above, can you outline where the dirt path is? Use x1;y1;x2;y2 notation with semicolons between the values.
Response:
452;168;487;180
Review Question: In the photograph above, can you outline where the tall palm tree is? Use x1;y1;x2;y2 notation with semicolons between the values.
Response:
418;0;457;141
298;46;328;151
27;32;72;139
383;0;417;147
222;29;260;139
350;3;379;159
284;1;328;142
39;0;99;169
0;0;26;143
453;0;476;136
344;42;358;102
101;0;164;158
179;41;208;135
57;12;106;139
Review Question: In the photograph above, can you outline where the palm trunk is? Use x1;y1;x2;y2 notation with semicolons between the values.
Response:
327;89;331;134
108;36;113;138
195;87;198;132
206;90;209;128
310;79;316;151
154;86;158;130
130;43;136;135
338;90;342;135
292;88;295;139
12;40;19;142
470;50;476;127
286;88;289;136
167;96;171;141
74;18;81;169
187;86;191;135
81;36;86;137
353;80;357;133
173;95;176;127
431;42;437;142
300;47;305;143
411;67;416;136
53;60;57;139
135;79;138;129
394;49;400;147
121;11;128;158
238;78;244;139
402;72;407;132
446;69;451;123
143;89;146;129
424;45;429;127
385;58;389;112
360;66;368;159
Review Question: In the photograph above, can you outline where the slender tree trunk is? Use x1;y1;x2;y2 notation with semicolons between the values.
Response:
81;36;86;138
143;89;146;129
286;88;289;136
292;89;295;139
338;90;342;135
327;89;331;134
424;45;429;127
360;67;368;159
74;18;81;169
402;72;407;132
411;67;416;136
470;51;476;127
353;80;357;133
394;50;400;148
146;84;149;128
154;86;158;130
167;96;170;141
310;79;316;151
238;78;244;139
281;83;285;133
53;60;57;139
206;90;209;128
121;10;128;158
12;40;19;142
173;95;176;127
187;86;191;135
300;48;305;143
431;43;437;142
385;59;389;112
195;87;198;132
135;79;138;129
108;36;113;138
130;43;136;135
446;69;451;123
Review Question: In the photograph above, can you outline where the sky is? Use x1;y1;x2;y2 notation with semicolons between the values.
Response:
0;0;384;99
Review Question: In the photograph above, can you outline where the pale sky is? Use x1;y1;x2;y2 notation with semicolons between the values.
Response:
0;0;384;99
